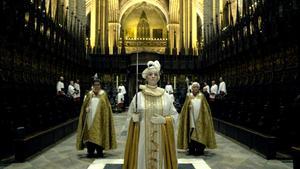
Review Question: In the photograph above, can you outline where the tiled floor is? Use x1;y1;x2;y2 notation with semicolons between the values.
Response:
88;159;210;169
2;112;293;169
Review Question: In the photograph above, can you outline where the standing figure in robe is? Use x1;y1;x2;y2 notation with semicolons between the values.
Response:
56;76;65;95
177;82;217;155
116;88;125;112
118;83;127;95
165;81;175;103
123;60;178;169
76;79;117;158
218;77;227;96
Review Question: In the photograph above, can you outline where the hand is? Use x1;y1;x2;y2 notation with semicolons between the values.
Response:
151;113;166;124
189;103;193;109
85;107;90;113
132;113;140;122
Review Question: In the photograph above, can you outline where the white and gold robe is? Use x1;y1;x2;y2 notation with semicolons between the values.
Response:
123;85;178;169
177;92;217;150
76;90;117;150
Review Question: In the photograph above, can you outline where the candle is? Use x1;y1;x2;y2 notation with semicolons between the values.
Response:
116;75;119;89
174;76;176;90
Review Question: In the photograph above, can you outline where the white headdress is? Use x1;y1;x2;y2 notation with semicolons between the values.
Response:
191;82;200;88
142;60;161;79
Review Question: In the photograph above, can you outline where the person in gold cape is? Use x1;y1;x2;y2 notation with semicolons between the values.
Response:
123;60;178;169
76;79;117;158
177;82;217;155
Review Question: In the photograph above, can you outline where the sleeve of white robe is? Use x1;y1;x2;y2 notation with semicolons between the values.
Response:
127;93;143;121
164;93;178;124
127;96;135;120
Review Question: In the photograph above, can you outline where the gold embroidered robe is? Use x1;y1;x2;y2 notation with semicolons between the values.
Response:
76;90;117;150
177;92;217;150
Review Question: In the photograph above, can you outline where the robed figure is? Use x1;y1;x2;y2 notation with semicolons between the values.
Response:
177;82;217;155
76;79;117;157
123;60;178;169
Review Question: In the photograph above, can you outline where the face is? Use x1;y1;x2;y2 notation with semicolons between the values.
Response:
212;80;215;85
192;85;200;95
146;70;159;86
93;82;101;93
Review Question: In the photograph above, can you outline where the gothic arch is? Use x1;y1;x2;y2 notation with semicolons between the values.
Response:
119;0;169;24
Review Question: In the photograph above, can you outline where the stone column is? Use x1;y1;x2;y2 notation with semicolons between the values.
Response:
108;0;119;54
169;0;180;54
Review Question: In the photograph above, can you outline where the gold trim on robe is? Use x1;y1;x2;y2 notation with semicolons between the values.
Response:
139;84;165;97
177;93;217;149
76;90;117;150
123;119;140;169
144;93;163;169
162;116;178;169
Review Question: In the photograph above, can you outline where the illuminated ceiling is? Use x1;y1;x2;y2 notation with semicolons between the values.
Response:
119;0;169;23
121;2;167;39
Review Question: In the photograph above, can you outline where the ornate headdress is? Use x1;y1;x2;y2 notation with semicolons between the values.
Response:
142;60;161;79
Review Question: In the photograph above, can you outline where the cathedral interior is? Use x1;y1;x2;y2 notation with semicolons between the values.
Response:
1;0;300;168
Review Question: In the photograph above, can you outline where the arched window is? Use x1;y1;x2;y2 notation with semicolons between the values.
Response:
137;11;150;38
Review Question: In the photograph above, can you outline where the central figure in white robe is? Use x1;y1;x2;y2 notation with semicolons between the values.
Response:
123;60;178;169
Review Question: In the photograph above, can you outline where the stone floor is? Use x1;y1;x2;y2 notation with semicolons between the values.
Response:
1;112;293;169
